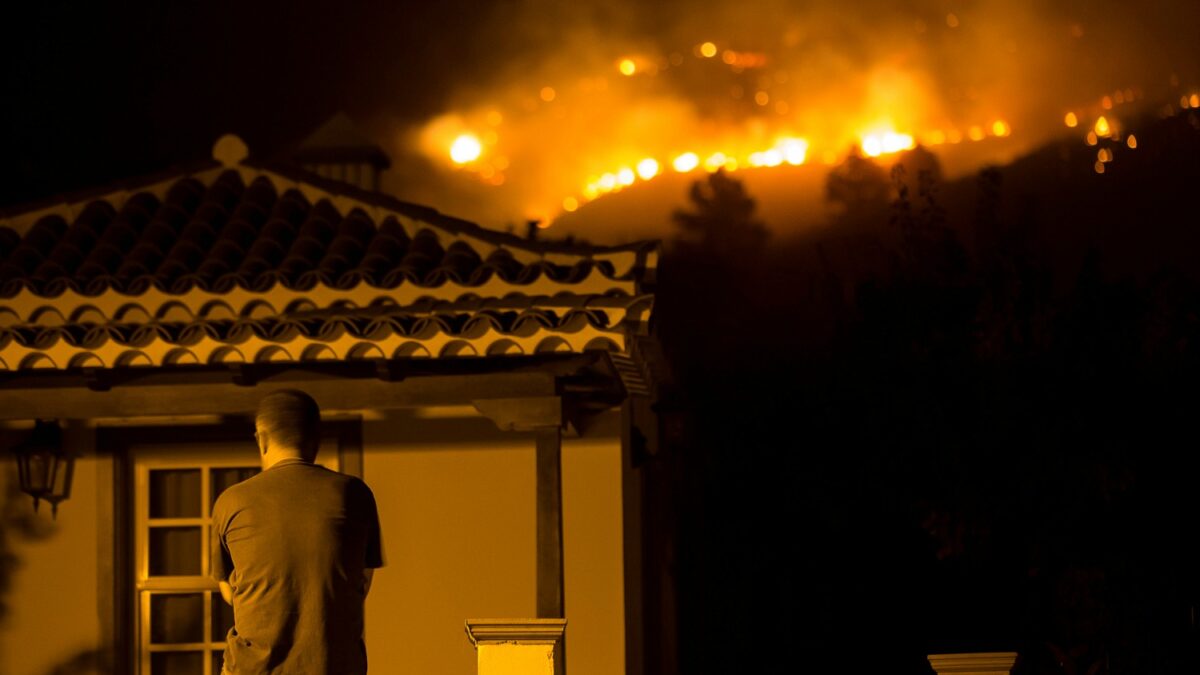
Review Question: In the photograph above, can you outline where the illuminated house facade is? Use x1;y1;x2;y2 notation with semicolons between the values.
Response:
0;134;665;675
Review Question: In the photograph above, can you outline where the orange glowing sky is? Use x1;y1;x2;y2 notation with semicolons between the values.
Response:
374;0;1200;239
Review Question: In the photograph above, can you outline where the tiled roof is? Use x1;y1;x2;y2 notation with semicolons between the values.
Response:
0;147;656;372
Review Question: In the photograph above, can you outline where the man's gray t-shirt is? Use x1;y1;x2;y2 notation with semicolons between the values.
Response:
211;458;383;675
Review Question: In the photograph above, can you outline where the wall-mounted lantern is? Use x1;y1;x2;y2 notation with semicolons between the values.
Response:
13;419;73;517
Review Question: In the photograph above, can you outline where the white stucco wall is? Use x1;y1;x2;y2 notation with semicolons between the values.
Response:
561;411;627;675
361;414;538;675
360;410;627;675
0;448;104;675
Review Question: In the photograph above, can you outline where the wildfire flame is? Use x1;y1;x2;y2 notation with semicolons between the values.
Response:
400;1;1200;228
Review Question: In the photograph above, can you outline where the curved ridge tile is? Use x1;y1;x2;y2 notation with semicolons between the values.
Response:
486;339;524;356
347;342;386;360
115;350;154;367
440;340;478;357
534;336;572;353
29;305;68;326
254;345;294;363
208;345;246;364
393;342;431;359
177;320;223;345
301;344;338;361
583;336;621;352
69;352;106;369
0;227;22;260
20;353;58;370
163;347;201;365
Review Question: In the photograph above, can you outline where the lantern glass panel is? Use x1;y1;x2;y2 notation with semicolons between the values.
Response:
21;449;54;494
46;453;72;502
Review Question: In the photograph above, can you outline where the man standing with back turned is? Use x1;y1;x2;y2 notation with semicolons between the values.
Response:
212;390;384;674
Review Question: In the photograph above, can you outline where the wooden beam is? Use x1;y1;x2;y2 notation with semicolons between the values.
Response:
473;396;562;431
536;427;565;619
0;371;556;420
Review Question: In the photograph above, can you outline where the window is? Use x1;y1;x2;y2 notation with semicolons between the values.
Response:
131;435;343;675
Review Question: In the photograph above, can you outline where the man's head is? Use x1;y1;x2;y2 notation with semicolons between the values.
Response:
255;389;321;463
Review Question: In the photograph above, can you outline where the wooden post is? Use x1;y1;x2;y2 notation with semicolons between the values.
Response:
536;427;564;619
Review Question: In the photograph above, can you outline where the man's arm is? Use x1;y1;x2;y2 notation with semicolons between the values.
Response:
359;478;384;599
211;496;235;605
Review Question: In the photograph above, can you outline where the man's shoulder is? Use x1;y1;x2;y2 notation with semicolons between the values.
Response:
306;464;369;488
211;474;257;515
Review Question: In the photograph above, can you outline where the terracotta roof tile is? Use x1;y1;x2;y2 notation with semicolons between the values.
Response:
0;155;657;372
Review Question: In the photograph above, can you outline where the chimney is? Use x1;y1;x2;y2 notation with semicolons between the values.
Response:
291;113;391;192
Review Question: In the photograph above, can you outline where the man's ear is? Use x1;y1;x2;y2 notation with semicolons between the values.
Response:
258;430;269;456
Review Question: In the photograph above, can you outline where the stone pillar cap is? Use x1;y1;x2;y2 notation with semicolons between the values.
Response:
465;618;567;646
927;652;1018;674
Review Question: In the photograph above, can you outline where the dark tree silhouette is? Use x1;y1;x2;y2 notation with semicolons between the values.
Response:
825;148;890;229
672;169;767;256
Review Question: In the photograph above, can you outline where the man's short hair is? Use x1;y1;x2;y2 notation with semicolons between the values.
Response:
257;389;321;460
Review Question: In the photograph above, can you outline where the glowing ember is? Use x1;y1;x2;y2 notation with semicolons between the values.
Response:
1126;134;1138;149
673;152;699;172
636;158;660;180
1094;116;1111;137
449;134;483;164
1065;112;1078;127
861;131;915;157
619;59;636;76
698;41;717;58
778;138;809;165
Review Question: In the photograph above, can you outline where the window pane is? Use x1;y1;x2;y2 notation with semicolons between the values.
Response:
210;467;259;510
151;651;203;675
150;593;204;643
211;593;234;643
149;527;202;576
212;651;226;675
150;469;201;519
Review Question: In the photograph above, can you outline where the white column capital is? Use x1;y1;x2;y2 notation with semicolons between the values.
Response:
465;619;567;675
927;652;1018;675
465;618;567;645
